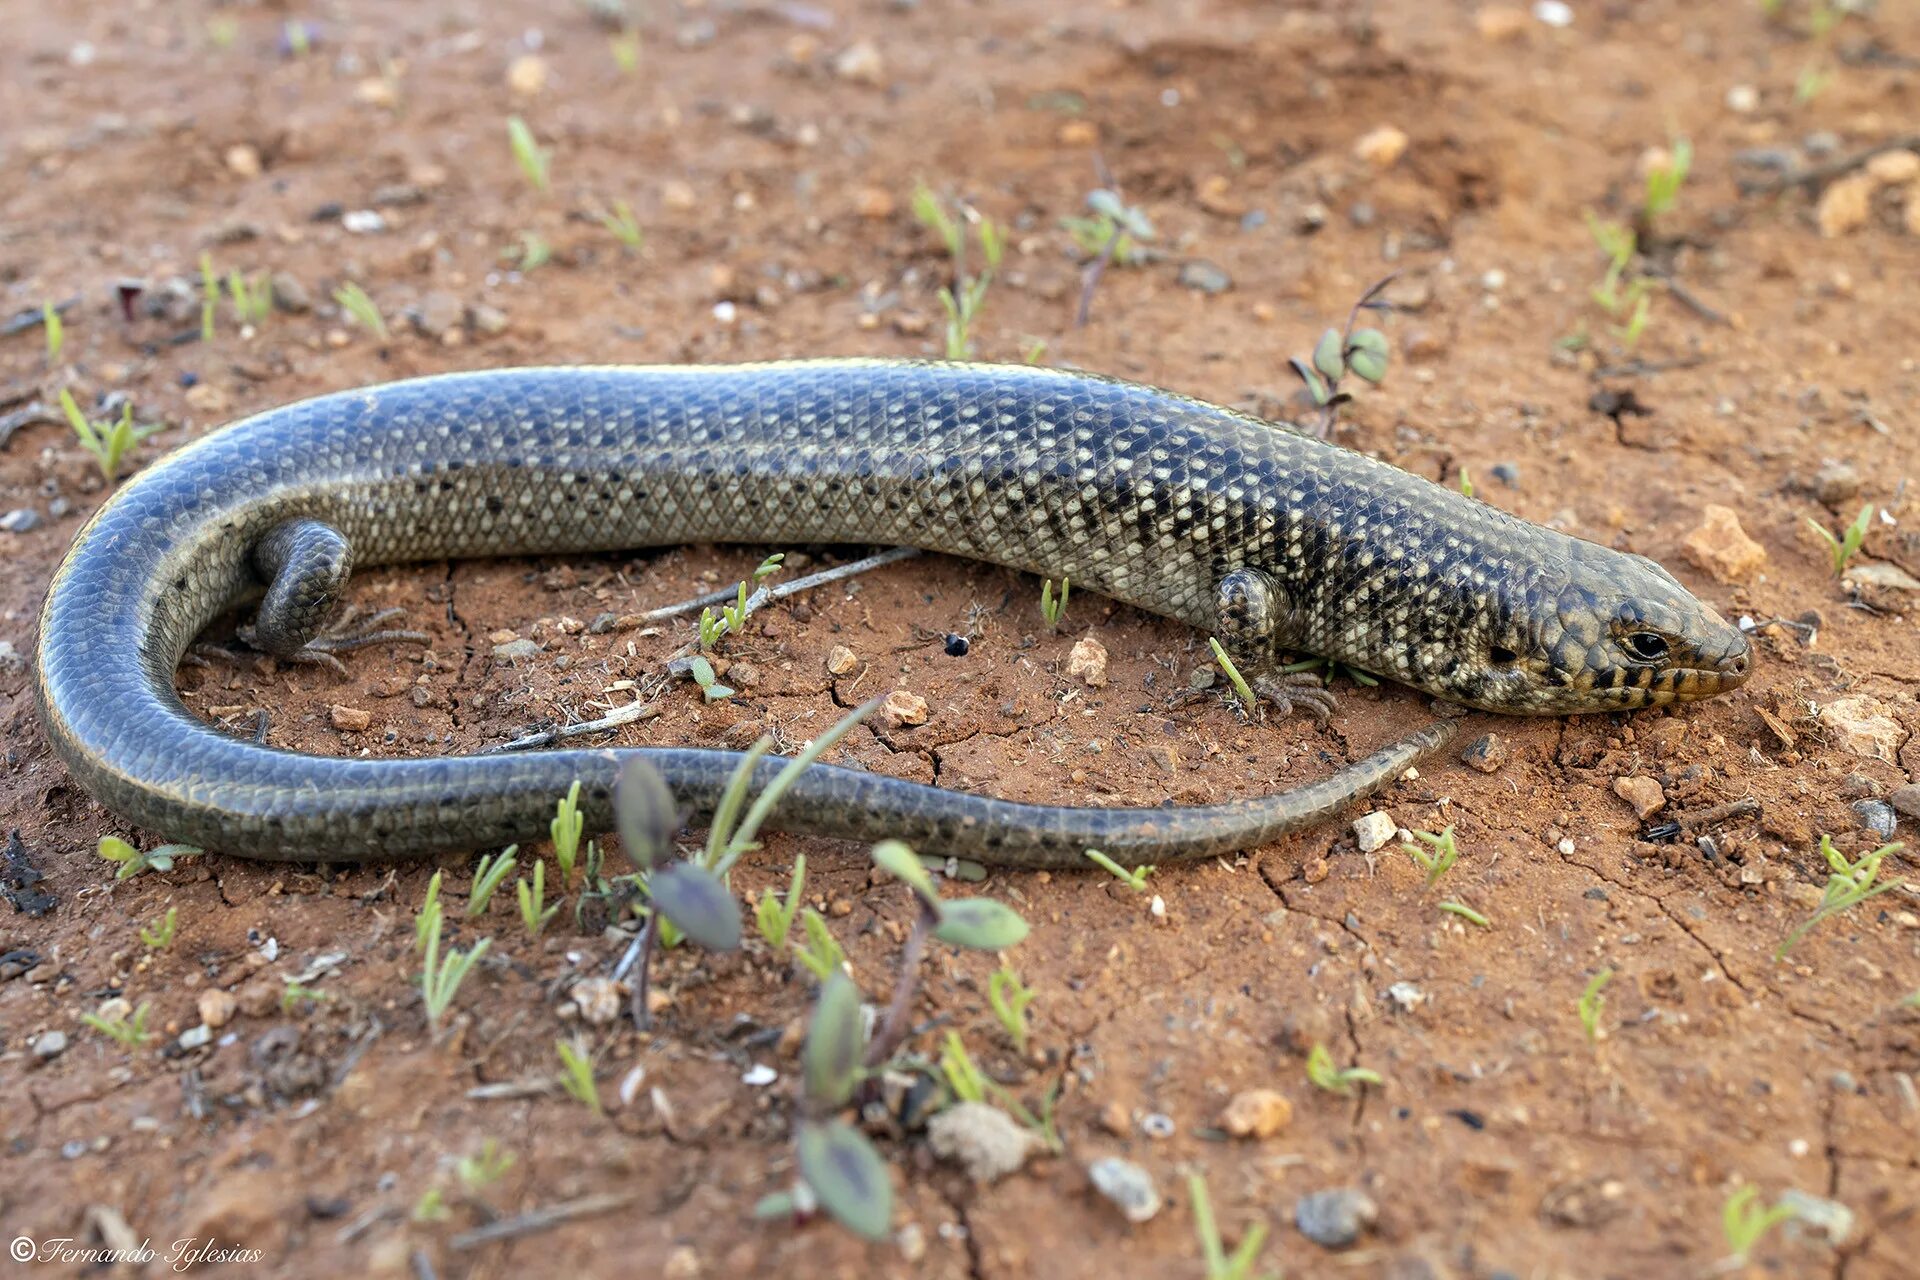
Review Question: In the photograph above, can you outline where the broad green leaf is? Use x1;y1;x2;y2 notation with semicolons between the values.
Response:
1311;327;1345;380
648;862;741;951
1348;349;1389;384
932;898;1029;951
871;839;939;907
1345;327;1389;359
797;1120;892;1241
615;757;677;869
803;973;864;1108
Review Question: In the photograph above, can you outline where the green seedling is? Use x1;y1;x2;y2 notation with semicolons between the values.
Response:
411;1189;451;1224
597;201;643;251
1774;836;1905;959
1084;848;1154;890
516;859;562;937
1022;338;1048;365
1585;213;1654;347
686;654;734;701
1066;186;1155;327
419;899;491;1029
1459;469;1474;499
988;966;1036;1054
60;389;161;487
199;253;219;342
794;908;847;980
755;854;807;950
332;282;389;341
794;979;896;1241
281;980;330;1015
206;15;238;49
458;1138;515;1191
82;1001;154;1049
1722;1184;1796;1262
1189;1172;1277;1280
552;782;585;887
43;301;63;364
513;230;552;272
283;20;312;57
1208;638;1258;710
1305;1042;1383;1096
1579;967;1613;1043
610;28;641;73
1288;274;1396;436
1642;137;1692;223
556;1038;602;1116
1401;826;1460;887
468;848;517;917
1040;576;1070;630
139;907;178;950
416;871;444;951
226;270;273;327
507;116;550;193
97;836;199;881
912;182;1004;359
939;1029;990;1103
1440;900;1490;928
1808;502;1874;577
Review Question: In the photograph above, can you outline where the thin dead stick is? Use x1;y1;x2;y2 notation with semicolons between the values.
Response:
449;1191;642;1250
637;546;921;623
485;698;662;753
1738;134;1920;195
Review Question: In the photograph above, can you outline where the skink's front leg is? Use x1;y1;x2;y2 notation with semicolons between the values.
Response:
1213;567;1337;724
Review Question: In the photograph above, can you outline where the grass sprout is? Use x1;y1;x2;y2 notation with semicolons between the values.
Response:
226;270;274;327
139;907;178;950
507;116;551;193
419;895;491;1030
556;1038;603;1116
987;966;1036;1053
1722;1184;1796;1261
43;301;63;364
60;389;160;486
281;980;330;1015
467;848;517;917
1439;900;1490;928
912;182;1003;359
516;859;562;937
1208;638;1257;710
552;782;585;887
1040;575;1070;630
1579;967;1613;1043
1401;826;1460;887
1188;1172;1277;1280
1084;848;1154;890
610;28;641;73
97;836;199;881
332;282;389;341
597;200;643;251
754;854;807;950
1305;1042;1383;1096
1808;502;1874;577
1642;136;1692;222
795;908;847;980
1774;836;1905;959
199;253;219;342
82;1001;154;1049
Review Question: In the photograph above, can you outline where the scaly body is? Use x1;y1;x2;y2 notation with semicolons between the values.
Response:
34;362;1749;865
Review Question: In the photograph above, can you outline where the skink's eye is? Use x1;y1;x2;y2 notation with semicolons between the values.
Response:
1623;632;1669;662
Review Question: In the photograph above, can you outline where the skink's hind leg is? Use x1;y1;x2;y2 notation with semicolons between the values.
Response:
1213;567;1337;725
244;519;428;673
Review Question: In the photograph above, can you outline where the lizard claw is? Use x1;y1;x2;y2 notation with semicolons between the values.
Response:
239;604;429;674
1252;670;1338;725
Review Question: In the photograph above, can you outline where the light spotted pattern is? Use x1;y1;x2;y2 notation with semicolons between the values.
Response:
35;362;1749;864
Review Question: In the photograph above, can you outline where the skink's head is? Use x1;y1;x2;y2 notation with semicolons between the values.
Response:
1465;545;1752;714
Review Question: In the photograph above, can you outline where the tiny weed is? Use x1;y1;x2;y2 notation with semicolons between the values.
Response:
795;908;847;980
457;1138;515;1192
987;965;1036;1054
552;782;585;887
416;871;444;952
556;1037;603;1116
97;836;199;881
60;389;161;487
199;253;219;342
1207;638;1258;711
1459;468;1474;499
1084;848;1155;890
1722;1184;1796;1261
1579;967;1613;1044
1401;826;1460;887
597;201;643;251
1774;836;1905;959
332;282;389;341
1642;136;1692;223
82;1001;154;1049
419;896;491;1030
468;848;517;917
516;859;562;937
1288;274;1396;436
610;28;641;73
938;1029;989;1103
513;230;552;272
507;116;551;193
1040;576;1070;630
1188;1172;1277;1280
139;907;178;950
1439;900;1490;928
1584;213;1654;348
754;854;807;950
686;654;735;701
281;980;330;1015
1305;1042;1383;1096
1808;502;1874;577
43;301;63;364
226;269;274;327
912;182;1003;359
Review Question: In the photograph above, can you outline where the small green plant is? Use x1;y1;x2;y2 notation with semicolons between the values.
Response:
686;654;735;701
1084;848;1154;890
1305;1042;1383;1096
1401;826;1460;887
696;554;784;650
516;859;562;937
419;894;491;1030
988;965;1036;1054
226;269;274;328
1459;469;1474;499
1063;188;1153;267
609;28;641;73
1040;575;1070;630
938;1028;989;1103
794;908;847;980
206;15;238;49
912;182;1004;359
199;253;219;342
552;783;585;887
1288;275;1395;436
783;973;892;1240
1808;502;1874;577
96;836;198;881
139;906;178;950
1642;137;1692;223
597;201;643;251
467;848;517;917
416;871;444;951
43;301;63;364
1208;638;1258;710
82;1001;154;1049
1578;968;1613;1044
1774;836;1905;959
511;230;552;272
1188;1172;1277;1280
556;1038;603;1116
507;116;551;193
60;389;161;487
754;855;807;950
281;980;330;1015
332;282;389;341
1585;213;1653;348
1440;900;1490;928
458;1138;515;1191
283;19;313;58
1722;1184;1796;1262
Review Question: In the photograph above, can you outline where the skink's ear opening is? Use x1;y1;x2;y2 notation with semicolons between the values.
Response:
1488;646;1518;667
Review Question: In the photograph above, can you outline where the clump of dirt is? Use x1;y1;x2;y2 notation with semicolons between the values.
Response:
1;2;1917;1277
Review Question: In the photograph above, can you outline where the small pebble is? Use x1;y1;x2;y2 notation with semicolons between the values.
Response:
178;1024;213;1051
1460;734;1509;773
493;637;541;662
1;508;41;534
882;689;929;727
926;1102;1040;1182
1532;0;1573;27
943;633;969;657
1817;696;1904;763
32;1030;68;1060
1218;1089;1293;1139
1088;1157;1161;1223
741;1063;777;1087
198;988;238;1029
1726;84;1759;114
329;705;372;732
833;39;885;85
1612;775;1666;820
1067;635;1109;687
1680;505;1767;584
1852;799;1898;841
341;209;386;235
1352;811;1397;853
1177;261;1233;294
571;977;623;1026
1140;1112;1175;1139
1354;124;1409;168
1890;785;1920;819
1295;1188;1379;1249
826;645;859;675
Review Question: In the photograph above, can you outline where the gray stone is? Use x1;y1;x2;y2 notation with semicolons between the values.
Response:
1852;799;1898;841
1;508;41;534
1177;260;1232;294
1295;1187;1378;1249
32;1030;68;1060
1087;1157;1161;1223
